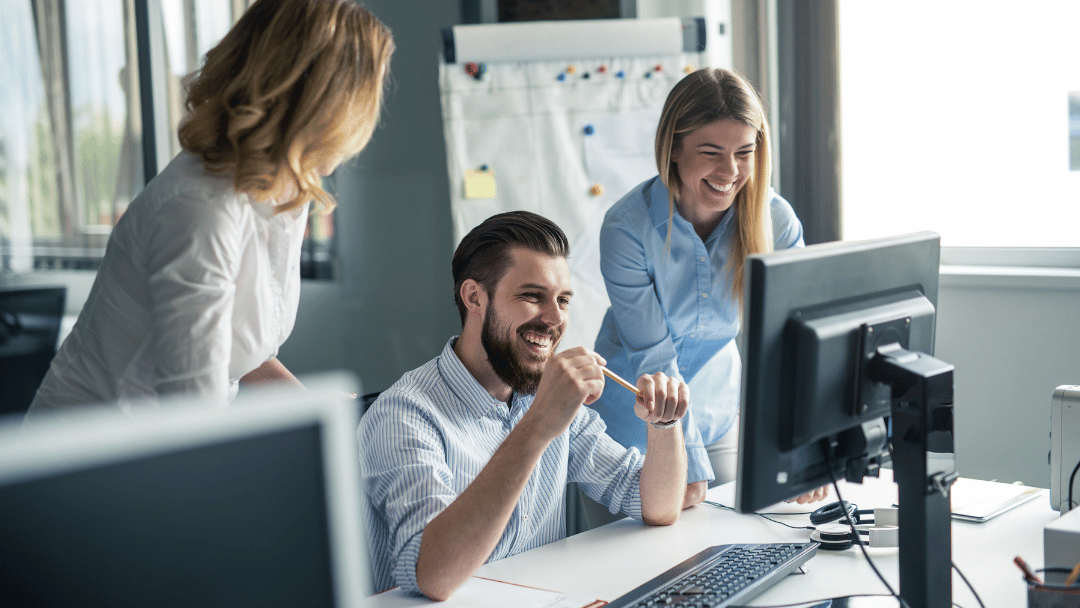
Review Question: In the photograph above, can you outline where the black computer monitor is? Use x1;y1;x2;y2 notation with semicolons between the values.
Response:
736;231;955;608
0;377;369;608
0;286;66;416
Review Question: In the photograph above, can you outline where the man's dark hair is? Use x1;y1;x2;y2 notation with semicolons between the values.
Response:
452;211;569;326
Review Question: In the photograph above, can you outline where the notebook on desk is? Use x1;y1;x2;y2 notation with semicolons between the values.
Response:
948;478;1045;523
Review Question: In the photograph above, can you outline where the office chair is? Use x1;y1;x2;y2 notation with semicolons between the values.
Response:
360;392;381;416
0;286;66;417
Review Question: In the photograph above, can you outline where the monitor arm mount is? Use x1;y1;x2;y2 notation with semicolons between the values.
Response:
868;340;957;608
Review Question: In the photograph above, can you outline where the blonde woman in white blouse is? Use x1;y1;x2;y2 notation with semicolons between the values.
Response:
26;0;393;419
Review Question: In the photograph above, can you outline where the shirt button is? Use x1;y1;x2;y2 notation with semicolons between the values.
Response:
701;293;708;298
700;256;706;262
680;366;686;371
690;333;696;339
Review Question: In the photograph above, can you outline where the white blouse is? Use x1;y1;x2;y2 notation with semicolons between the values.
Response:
27;151;307;417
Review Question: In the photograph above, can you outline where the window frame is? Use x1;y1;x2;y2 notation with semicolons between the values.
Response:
4;0;335;279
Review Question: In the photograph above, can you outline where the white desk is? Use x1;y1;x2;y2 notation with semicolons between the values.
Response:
367;472;1058;607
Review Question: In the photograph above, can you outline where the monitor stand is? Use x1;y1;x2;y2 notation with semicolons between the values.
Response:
871;344;957;608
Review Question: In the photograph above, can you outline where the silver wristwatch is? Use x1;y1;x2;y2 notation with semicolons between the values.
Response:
651;419;678;430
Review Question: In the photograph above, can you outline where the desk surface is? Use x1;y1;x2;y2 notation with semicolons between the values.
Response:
366;472;1058;607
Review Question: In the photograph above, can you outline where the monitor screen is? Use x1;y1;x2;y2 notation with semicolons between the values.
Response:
0;376;368;608
735;231;941;513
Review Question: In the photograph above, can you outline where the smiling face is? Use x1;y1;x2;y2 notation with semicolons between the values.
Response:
479;246;570;395
672;118;759;230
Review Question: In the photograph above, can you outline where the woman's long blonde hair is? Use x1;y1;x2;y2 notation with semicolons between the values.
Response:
655;67;773;303
178;0;394;213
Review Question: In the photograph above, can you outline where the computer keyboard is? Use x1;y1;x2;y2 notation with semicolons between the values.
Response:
604;542;819;608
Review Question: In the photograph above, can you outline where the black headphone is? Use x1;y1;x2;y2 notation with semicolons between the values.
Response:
810;500;867;525
808;501;899;551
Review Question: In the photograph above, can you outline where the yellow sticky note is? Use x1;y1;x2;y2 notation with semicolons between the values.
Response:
464;168;497;199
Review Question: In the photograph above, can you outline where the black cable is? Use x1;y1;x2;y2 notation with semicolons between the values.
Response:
701;500;815;530
701;500;815;517
826;461;911;608
952;561;986;608
1068;457;1080;510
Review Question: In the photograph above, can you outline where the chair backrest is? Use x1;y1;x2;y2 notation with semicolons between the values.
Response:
0;286;66;417
359;392;381;416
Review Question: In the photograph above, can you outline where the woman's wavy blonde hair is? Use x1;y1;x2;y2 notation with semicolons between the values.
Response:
655;67;773;304
178;0;394;214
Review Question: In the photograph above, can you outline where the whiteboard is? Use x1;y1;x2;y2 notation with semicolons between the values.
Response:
440;19;707;352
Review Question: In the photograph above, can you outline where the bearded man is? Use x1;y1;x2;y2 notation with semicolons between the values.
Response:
359;211;690;600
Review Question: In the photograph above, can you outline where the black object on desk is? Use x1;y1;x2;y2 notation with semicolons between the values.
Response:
0;286;65;416
605;542;819;607
737;232;956;608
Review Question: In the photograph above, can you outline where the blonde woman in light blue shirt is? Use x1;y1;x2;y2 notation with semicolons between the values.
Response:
591;68;826;510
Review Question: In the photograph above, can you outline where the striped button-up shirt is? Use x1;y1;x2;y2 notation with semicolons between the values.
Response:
359;338;645;594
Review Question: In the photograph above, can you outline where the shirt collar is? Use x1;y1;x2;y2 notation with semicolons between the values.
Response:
646;176;738;244
436;336;518;420
646;177;674;231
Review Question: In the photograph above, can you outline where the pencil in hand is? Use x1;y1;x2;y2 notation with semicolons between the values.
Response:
601;367;641;397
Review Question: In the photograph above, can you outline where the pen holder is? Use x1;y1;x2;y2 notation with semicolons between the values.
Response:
1027;580;1080;608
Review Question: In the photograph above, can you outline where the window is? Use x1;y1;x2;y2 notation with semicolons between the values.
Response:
1;0;335;278
838;0;1080;252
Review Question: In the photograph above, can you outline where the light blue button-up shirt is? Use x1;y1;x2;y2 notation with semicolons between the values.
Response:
359;338;646;595
591;177;804;483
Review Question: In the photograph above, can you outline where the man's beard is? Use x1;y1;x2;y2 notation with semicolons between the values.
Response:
480;299;561;396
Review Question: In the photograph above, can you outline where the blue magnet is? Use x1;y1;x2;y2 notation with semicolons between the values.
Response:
583;125;595;135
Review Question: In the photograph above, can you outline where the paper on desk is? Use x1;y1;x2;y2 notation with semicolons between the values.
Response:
949;478;1044;522
361;576;603;608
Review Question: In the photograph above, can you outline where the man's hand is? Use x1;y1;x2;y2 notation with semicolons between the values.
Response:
636;372;690;525
632;372;689;426
526;347;607;441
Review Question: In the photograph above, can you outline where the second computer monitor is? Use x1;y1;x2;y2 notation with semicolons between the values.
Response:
0;375;368;608
735;231;941;513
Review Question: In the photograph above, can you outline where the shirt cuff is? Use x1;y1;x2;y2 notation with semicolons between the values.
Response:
395;532;426;596
686;445;715;484
621;472;644;521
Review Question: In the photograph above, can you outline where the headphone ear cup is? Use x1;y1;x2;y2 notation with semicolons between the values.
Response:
810;501;857;526
810;524;855;551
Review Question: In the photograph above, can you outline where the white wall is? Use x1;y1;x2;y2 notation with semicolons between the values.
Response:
936;271;1080;487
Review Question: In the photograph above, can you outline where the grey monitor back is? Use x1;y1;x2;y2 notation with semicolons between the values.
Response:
0;374;369;607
